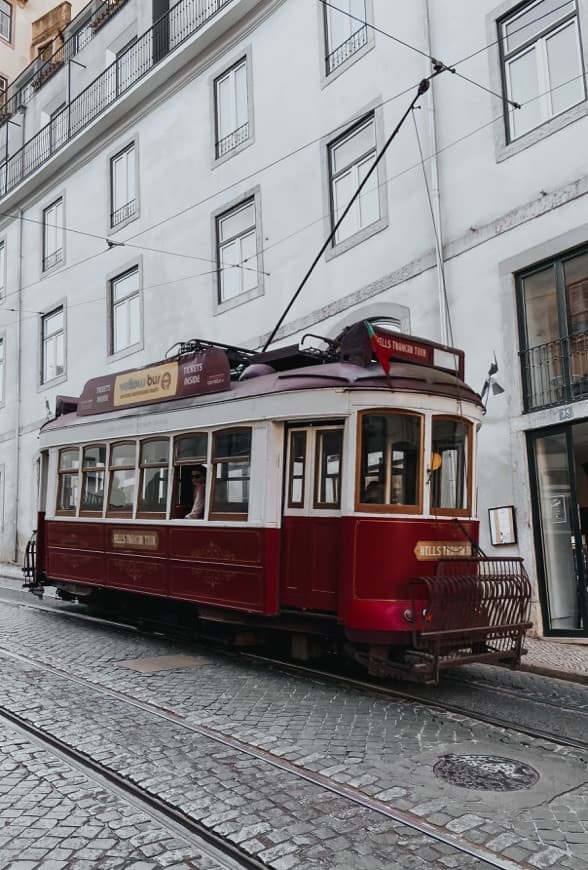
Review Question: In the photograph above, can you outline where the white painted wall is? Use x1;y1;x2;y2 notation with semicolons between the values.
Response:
0;0;587;638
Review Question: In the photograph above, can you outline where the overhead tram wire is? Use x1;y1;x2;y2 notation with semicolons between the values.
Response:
318;0;521;110
262;77;433;352
410;108;454;349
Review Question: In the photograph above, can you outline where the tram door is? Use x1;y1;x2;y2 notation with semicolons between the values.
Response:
280;424;344;612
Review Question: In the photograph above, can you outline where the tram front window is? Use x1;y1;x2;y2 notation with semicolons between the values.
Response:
430;418;470;513
211;428;251;519
56;448;80;515
108;442;136;516
359;413;421;509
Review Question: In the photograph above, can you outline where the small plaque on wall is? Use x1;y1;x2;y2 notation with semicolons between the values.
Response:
489;505;517;546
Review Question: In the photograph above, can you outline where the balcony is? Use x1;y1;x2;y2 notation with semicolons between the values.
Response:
520;333;588;411
0;0;235;201
326;24;368;75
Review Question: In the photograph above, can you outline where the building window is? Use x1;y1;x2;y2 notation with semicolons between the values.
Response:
329;114;379;245
41;307;65;384
214;58;249;159
0;240;5;300
110;144;136;227
0;75;7;105
0;2;11;42
216;199;258;303
110;267;141;354
42;199;64;271
324;0;368;74
0;337;4;404
518;247;588;410
500;0;586;141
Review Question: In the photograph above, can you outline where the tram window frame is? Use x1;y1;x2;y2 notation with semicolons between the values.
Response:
137;438;170;519
79;444;107;516
210;427;251;521
429;416;472;517
287;429;307;508
106;440;137;518
172;432;209;520
355;410;423;514
55;447;81;516
314;428;344;510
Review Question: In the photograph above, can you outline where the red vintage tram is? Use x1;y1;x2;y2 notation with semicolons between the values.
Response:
24;321;531;683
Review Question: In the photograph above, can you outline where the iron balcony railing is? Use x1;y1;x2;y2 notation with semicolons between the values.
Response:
520;332;588;411
111;198;137;227
215;121;249;159
1;0;234;199
326;24;369;75
43;248;64;272
0;0;131;122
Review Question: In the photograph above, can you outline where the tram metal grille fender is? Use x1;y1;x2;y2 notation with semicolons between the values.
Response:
22;531;37;587
409;558;532;677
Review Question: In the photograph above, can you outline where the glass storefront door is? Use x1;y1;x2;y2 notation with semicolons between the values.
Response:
530;422;588;634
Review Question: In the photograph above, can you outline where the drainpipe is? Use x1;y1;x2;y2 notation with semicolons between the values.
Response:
423;0;450;345
13;207;23;563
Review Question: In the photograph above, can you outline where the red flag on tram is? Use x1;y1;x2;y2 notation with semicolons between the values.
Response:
364;321;391;375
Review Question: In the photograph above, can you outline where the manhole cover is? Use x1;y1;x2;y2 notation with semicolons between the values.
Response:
433;754;539;791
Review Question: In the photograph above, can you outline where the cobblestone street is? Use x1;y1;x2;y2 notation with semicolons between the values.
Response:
0;585;586;869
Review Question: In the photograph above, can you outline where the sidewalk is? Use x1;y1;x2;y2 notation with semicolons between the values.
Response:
1;564;588;684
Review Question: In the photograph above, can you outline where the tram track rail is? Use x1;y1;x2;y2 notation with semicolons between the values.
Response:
0;636;532;869
0;699;267;870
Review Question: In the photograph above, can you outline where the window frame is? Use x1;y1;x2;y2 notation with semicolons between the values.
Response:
79;443;107;517
172;432;209;520
355;409;424;514
136;437;170;519
214;195;262;309
40;305;65;386
429;415;473;517
0;1;11;43
109;265;142;357
0;334;5;407
287;429;308;508
110;142;137;229
42;198;64;272
55;447;81;517
324;109;388;258
313;427;344;510
0;238;5;300
106;440;137;518
498;0;586;143
322;0;374;79
214;56;250;161
0;74;7;104
209;427;252;521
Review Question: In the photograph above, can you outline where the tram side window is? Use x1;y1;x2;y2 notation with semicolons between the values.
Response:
315;429;343;509
210;428;251;519
430;418;470;513
107;441;136;517
288;430;306;507
56;448;80;515
138;439;169;517
80;445;106;514
173;433;208;519
359;413;422;509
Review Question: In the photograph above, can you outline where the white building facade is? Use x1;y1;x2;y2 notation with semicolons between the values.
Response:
0;0;588;641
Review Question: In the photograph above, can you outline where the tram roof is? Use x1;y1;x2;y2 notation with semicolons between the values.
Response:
44;357;483;434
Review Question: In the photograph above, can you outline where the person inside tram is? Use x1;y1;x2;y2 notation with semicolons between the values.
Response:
185;465;207;519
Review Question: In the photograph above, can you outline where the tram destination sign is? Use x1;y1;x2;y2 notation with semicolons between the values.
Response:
414;541;472;560
78;348;231;416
